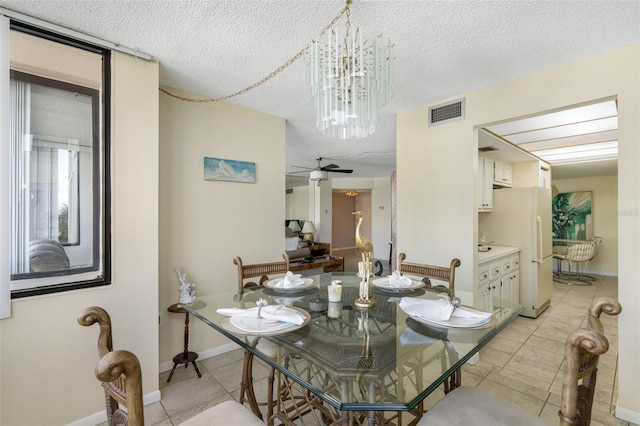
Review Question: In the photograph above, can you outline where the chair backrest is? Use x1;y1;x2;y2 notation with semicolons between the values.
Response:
565;241;597;263
95;350;144;426
77;306;113;359
559;297;622;426
591;237;603;260
234;254;289;295
397;253;461;297
78;306;144;426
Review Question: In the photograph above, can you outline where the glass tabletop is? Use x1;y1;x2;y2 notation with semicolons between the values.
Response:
185;272;523;412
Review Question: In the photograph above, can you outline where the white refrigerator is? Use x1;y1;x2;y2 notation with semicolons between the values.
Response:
479;186;553;318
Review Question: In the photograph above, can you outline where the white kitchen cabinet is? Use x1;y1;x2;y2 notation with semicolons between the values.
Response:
477;247;520;313
477;157;494;211
493;160;513;187
477;269;493;313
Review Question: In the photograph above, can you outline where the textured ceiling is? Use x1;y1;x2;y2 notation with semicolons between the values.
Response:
1;0;638;178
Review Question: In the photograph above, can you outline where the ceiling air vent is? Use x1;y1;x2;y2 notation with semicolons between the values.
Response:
428;98;465;126
479;146;498;152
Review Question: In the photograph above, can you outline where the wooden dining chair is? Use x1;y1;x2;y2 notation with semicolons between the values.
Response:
234;254;289;296
79;306;264;426
398;253;461;298
418;296;622;426
78;306;141;426
77;306;113;359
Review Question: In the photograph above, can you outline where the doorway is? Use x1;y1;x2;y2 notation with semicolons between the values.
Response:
331;190;371;250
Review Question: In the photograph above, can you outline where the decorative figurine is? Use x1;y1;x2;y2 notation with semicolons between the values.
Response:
175;266;197;304
353;211;375;308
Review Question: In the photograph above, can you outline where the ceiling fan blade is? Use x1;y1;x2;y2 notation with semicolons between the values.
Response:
288;170;313;174
291;165;314;170
321;164;340;170
328;169;353;174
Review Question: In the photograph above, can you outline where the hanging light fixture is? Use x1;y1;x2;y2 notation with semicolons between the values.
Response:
346;190;358;197
309;170;328;186
305;0;393;140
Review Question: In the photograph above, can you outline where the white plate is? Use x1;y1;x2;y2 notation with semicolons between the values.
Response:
372;277;424;291
406;307;495;329
264;277;315;292
220;307;311;336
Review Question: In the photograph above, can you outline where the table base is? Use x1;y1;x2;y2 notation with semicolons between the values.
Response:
269;371;425;426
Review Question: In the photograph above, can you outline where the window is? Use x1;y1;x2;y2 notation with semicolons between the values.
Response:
4;22;111;297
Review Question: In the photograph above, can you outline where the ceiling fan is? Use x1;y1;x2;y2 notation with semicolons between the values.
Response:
290;157;353;185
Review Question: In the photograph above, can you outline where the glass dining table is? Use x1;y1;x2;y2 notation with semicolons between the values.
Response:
185;272;523;425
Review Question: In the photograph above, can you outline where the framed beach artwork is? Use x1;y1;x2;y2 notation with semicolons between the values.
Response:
204;157;256;183
552;191;593;240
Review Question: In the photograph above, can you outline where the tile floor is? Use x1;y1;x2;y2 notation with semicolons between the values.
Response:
145;254;628;425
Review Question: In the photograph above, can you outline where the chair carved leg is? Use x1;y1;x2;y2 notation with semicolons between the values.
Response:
443;368;462;394
239;350;263;419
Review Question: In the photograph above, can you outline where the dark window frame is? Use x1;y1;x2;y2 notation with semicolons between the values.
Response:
9;21;111;299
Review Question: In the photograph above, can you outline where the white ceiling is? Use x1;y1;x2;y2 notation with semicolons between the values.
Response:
484;99;619;179
1;0;638;179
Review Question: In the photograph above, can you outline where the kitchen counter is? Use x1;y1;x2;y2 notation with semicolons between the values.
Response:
477;245;521;263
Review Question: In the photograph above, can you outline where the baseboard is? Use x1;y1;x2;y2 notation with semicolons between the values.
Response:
159;341;240;373
66;390;161;426
615;406;640;425
578;268;618;277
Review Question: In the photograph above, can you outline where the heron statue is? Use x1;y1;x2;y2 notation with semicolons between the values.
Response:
353;211;375;307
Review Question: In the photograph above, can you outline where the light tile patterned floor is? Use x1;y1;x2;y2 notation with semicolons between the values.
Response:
146;271;629;425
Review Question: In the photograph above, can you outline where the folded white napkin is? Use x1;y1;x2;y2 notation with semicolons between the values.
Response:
274;271;305;289
217;304;305;325
388;270;413;287
399;297;493;325
399;297;455;321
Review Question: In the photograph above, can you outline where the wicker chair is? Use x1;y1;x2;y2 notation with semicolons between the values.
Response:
233;254;292;420
397;253;461;298
419;296;622;426
553;240;598;285
234;254;289;296
79;306;263;426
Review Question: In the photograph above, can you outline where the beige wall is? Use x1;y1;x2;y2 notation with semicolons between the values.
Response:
158;89;286;365
397;44;639;421
553;175;618;275
332;176;392;258
0;52;160;425
286;185;310;221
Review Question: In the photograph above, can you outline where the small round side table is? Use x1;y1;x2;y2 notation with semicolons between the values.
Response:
167;303;202;382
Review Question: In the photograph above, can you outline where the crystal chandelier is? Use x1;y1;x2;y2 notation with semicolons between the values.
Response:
305;0;393;140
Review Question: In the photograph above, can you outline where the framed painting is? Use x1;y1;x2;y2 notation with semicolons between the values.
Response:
204;157;256;183
552;191;592;240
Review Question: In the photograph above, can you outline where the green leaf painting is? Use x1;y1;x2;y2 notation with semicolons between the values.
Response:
552;192;592;240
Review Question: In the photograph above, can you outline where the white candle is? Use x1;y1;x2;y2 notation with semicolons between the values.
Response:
328;280;342;302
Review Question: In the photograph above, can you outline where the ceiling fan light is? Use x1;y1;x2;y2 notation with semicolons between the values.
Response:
309;170;329;186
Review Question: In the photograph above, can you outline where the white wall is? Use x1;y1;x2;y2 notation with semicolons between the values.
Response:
158;88;286;365
553;175;618;275
397;44;639;422
0;52;160;425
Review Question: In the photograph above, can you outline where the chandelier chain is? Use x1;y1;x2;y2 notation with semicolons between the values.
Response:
160;0;352;103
